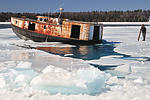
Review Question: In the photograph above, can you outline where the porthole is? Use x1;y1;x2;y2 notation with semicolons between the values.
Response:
40;18;42;21
44;18;48;22
44;25;46;29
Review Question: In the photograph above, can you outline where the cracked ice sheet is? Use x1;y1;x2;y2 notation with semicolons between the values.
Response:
0;27;108;98
114;42;150;58
1;24;150;100
86;55;138;66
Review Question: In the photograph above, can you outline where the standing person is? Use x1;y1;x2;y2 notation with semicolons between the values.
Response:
138;24;146;41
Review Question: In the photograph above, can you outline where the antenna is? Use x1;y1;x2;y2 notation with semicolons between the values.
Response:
48;8;50;21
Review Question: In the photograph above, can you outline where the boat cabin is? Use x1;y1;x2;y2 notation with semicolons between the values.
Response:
11;16;103;43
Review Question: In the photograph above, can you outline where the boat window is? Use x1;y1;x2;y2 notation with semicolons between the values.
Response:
70;25;80;39
40;18;42;21
28;22;35;31
44;18;48;22
44;25;46;29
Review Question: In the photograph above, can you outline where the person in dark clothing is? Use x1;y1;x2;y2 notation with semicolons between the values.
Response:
138;24;146;41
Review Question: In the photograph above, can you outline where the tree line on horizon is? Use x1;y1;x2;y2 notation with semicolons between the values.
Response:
0;9;150;22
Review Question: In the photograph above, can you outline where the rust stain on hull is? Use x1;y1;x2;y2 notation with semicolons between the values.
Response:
11;16;103;43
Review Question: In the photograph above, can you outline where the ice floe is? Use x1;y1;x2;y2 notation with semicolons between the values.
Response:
0;24;150;100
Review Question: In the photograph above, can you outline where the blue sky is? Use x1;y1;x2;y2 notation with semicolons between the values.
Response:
0;0;150;13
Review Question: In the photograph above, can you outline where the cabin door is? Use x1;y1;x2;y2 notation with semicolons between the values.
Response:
93;26;100;40
70;25;81;39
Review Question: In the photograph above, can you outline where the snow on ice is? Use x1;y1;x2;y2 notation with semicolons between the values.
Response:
0;23;150;100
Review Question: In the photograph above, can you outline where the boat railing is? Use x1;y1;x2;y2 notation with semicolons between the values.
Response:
11;17;62;26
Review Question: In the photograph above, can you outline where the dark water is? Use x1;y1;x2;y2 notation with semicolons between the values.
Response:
36;41;122;60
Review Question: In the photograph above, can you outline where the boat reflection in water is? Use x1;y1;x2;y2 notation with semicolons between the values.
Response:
36;42;117;60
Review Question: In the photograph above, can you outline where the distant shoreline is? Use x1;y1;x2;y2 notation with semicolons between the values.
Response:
0;10;150;22
0;22;149;27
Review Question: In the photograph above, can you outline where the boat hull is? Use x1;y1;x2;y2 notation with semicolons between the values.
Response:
11;24;102;44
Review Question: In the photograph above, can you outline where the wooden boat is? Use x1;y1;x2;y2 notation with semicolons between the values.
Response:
11;8;103;44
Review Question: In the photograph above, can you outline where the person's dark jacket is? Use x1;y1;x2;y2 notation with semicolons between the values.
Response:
141;26;146;33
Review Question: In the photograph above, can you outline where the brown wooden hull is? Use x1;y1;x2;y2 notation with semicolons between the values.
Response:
11;24;102;44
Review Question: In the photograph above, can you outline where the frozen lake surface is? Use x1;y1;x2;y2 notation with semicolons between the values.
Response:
0;23;150;100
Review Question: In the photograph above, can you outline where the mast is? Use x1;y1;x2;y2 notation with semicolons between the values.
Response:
48;8;50;20
58;8;64;25
58;8;64;19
